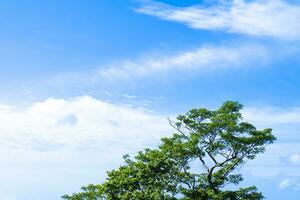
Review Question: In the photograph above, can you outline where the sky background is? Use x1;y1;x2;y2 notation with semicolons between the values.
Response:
1;0;300;199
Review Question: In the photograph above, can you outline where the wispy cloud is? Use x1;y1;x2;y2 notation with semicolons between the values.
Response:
240;106;300;179
289;153;300;165
98;43;269;80
279;178;300;190
136;0;300;40
243;106;300;126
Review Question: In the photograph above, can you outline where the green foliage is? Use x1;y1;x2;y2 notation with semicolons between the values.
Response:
62;101;276;200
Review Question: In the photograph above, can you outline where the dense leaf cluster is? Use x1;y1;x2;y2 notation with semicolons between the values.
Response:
63;101;276;200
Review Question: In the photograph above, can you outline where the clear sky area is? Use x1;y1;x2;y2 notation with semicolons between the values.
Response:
1;0;300;199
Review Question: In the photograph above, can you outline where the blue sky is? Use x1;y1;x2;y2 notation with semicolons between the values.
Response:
1;0;300;199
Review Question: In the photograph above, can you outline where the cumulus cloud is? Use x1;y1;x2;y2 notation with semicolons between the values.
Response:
0;95;176;175
0;96;173;199
0;96;171;154
136;0;300;40
98;43;269;79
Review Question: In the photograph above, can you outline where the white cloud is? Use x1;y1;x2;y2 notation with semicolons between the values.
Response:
243;106;300;126
136;0;300;40
279;178;300;190
0;96;171;153
279;178;293;189
0;96;173;199
279;178;292;189
98;43;269;79
289;153;300;165
2;97;300;198
11;96;300;159
237;106;300;179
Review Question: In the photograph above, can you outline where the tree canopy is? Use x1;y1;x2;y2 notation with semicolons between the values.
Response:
62;101;276;200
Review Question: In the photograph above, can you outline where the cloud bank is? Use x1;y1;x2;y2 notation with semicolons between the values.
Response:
0;96;173;199
0;96;170;154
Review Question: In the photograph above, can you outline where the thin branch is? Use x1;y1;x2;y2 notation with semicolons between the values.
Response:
167;117;189;138
205;149;218;165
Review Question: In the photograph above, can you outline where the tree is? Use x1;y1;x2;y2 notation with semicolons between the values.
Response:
62;101;276;200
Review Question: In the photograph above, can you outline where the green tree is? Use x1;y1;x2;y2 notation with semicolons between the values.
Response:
63;101;276;200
